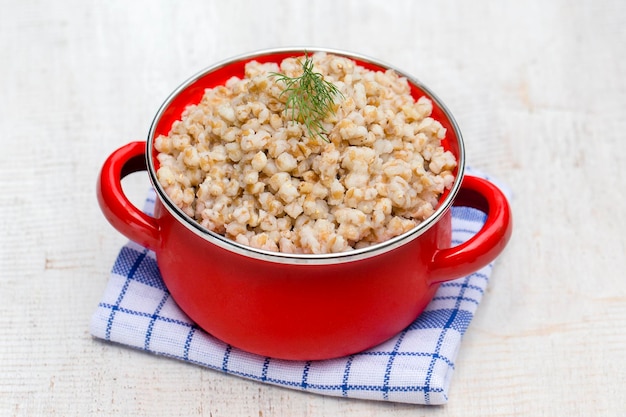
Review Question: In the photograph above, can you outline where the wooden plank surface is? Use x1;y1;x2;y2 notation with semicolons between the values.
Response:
1;0;624;415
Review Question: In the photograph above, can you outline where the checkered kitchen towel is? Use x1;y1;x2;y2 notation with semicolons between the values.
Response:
91;168;509;405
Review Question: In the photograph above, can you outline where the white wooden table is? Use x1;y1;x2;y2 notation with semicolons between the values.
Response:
1;1;624;415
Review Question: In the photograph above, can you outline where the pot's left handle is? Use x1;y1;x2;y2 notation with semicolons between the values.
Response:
97;141;161;251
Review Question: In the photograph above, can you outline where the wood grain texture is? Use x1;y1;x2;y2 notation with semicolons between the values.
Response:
1;0;624;415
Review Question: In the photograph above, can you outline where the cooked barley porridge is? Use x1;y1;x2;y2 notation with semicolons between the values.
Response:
155;52;457;254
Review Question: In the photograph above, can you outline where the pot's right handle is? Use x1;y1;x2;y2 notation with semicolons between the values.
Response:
97;141;161;251
429;175;512;284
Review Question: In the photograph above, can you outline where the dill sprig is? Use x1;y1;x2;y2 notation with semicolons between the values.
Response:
270;53;344;142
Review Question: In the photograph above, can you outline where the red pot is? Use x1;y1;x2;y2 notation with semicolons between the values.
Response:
97;48;512;360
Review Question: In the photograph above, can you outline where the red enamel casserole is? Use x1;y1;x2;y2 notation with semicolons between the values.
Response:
97;48;512;360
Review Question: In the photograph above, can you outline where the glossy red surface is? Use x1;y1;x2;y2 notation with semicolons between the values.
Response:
97;141;160;251
97;49;512;360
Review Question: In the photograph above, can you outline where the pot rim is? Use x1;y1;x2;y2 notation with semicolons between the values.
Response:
146;46;466;264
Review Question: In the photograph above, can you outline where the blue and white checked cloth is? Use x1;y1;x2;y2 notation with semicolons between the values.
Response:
91;168;509;405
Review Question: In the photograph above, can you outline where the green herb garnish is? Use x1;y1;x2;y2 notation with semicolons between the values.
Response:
271;53;344;142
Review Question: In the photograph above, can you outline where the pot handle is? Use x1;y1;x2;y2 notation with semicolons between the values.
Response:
97;141;161;251
429;175;512;284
